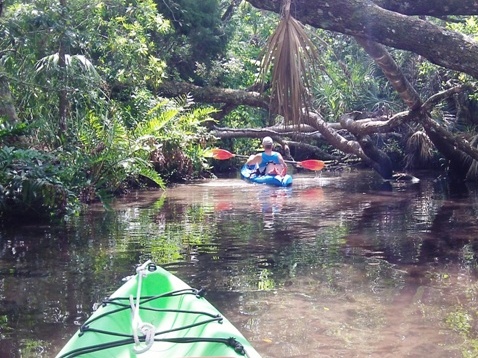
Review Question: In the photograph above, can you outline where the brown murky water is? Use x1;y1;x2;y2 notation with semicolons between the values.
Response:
1;169;478;357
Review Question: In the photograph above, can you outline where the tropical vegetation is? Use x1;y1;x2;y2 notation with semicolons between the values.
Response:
0;0;218;220
1;0;478;220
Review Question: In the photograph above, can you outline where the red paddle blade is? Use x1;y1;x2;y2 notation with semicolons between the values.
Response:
209;148;235;160
299;159;326;171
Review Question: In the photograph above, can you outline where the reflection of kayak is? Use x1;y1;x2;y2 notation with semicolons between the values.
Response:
56;261;262;358
241;164;293;187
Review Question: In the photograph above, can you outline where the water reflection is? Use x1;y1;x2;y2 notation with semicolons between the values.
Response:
0;170;478;357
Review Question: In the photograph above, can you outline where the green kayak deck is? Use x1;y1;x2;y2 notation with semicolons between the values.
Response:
56;261;262;357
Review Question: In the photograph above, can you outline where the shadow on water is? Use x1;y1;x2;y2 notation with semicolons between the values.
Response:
1;169;478;357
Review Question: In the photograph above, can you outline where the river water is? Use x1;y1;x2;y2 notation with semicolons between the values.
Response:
1;169;478;357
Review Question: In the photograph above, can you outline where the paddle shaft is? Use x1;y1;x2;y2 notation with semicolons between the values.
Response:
232;153;317;166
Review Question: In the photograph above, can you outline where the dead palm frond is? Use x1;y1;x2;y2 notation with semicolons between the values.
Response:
404;130;434;169
257;0;319;128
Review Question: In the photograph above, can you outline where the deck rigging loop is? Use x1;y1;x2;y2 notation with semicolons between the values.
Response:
130;260;156;353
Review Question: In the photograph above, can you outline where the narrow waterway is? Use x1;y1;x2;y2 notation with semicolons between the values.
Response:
1;169;478;357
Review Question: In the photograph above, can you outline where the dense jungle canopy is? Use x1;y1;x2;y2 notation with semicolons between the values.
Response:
1;0;478;220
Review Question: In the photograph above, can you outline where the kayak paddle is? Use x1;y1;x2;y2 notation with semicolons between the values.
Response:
206;148;326;171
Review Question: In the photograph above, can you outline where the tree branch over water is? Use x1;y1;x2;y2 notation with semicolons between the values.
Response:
246;0;478;79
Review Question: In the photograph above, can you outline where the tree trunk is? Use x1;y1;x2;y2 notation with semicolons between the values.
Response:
159;81;269;109
357;135;393;178
0;74;19;125
58;0;68;134
354;37;422;110
373;0;478;16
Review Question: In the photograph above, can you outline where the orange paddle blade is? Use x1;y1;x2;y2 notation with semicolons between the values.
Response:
210;148;235;160
299;159;326;171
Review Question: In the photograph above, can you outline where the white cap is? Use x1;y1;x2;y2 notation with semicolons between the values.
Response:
262;136;273;145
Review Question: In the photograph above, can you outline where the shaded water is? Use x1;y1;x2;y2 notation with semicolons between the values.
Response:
1;169;478;357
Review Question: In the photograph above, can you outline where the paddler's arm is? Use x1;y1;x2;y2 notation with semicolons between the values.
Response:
246;153;262;165
277;153;287;175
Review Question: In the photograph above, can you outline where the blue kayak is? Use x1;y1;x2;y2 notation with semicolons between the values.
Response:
241;164;293;187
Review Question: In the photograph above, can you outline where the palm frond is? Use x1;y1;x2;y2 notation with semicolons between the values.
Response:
35;53;99;78
172;93;195;109
404;130;434;169
258;0;319;128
